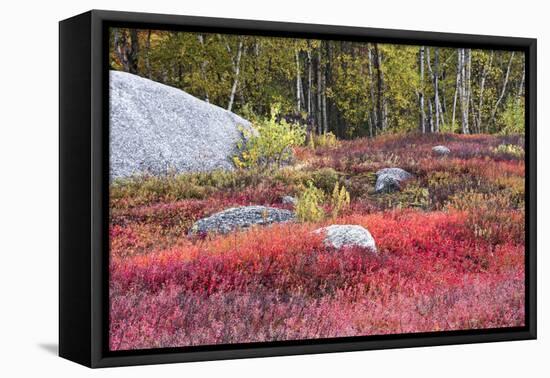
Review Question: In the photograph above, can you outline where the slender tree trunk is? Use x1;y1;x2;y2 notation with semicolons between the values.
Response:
113;28;140;74
227;38;244;112
464;48;471;134
419;46;426;133
433;48;441;132
145;30;152;79
317;44;323;134
452;50;460;130
197;34;210;103
469;94;477;133
323;41;332;134
129;30;139;74
373;44;386;132
322;71;328;134
459;48;470;134
295;49;302;112
426;47;440;132
367;45;377;137
304;45;313;145
477;51;493;133
307;49;312;116
516;55;525;107
440;67;447;125
490;51;515;127
428;100;434;133
379;52;387;131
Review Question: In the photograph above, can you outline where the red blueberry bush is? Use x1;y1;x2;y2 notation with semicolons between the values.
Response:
109;134;525;350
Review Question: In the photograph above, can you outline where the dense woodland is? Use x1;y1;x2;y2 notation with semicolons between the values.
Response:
110;28;525;139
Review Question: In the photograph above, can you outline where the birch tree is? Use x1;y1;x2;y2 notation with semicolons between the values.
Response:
295;49;302;112
226;37;244;112
490;51;515;127
418;46;426;133
197;34;210;103
516;54;525;107
113;28;140;74
432;48;443;131
373;44;386;132
452;50;460;130
367;44;378;136
476;51;493;133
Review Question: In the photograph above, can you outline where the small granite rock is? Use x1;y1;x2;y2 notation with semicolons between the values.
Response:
375;167;413;193
432;145;451;156
282;195;298;206
315;225;377;252
189;206;295;235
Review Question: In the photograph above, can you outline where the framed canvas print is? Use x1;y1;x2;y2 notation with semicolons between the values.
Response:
59;10;537;368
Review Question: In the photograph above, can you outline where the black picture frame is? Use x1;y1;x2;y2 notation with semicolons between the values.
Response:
59;9;537;368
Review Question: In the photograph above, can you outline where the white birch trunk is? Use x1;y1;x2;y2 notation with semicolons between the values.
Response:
367;45;377;136
463;48;471;134
197;34;210;103
433;48;441;132
295;49;302;112
419;46;426;133
307;50;312;115
227;38;244;112
452;49;460;130
490;51;515;126
516;55;525;107
317;46;323;134
477;51;493;133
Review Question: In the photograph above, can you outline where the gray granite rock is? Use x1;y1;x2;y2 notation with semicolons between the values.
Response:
432;145;451;156
315;225;377;252
375;167;413;193
109;70;253;179
282;195;298;206
188;206;295;235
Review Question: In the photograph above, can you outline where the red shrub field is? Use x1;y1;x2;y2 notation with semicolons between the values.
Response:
109;134;525;351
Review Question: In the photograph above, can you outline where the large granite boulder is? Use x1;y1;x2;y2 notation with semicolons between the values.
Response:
432;145;451;156
375;167;413;193
315;225;377;252
188;206;295;235
109;70;253;179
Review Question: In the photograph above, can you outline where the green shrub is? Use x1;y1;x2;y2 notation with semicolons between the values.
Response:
296;181;325;223
499;98;525;135
402;185;430;208
375;184;430;210
330;182;350;218
233;106;306;171
310;168;341;193
273;167;313;189
310;132;339;149
110;174;209;206
492;144;524;159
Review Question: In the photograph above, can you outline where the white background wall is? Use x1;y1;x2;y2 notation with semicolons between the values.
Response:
0;0;547;376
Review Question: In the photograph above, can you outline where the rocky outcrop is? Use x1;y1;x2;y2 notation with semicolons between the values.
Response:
109;70;253;179
281;195;298;206
432;145;451;156
188;206;295;235
375;167;413;193
315;225;377;252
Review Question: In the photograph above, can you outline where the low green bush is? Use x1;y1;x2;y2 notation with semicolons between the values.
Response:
296;181;325;223
492;144;524;159
310;132;339;149
499;98;525;135
310;167;341;193
330;182;351;218
234;106;306;171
